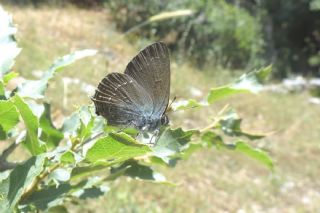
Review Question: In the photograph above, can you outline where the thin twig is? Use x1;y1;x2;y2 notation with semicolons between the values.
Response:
200;104;230;133
82;131;104;146
20;163;61;202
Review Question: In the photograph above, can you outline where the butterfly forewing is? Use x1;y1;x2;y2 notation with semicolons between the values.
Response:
124;42;170;117
92;73;153;126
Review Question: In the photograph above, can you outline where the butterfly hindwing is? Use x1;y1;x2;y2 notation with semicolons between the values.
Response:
124;42;170;117
92;73;153;126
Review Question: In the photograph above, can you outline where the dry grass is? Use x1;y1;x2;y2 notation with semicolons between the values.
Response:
3;4;320;213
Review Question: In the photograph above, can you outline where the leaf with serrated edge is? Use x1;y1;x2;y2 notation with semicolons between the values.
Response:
232;141;273;170
219;109;265;140
0;100;19;135
71;165;107;180
207;65;272;104
13;95;45;155
85;132;151;165
60;151;75;164
0;155;46;211
40;103;63;148
152;128;196;161
111;160;172;184
20;184;71;210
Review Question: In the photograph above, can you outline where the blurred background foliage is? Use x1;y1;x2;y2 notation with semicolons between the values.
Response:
3;0;320;78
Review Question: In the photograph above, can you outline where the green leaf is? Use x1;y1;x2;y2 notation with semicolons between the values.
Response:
61;111;81;137
219;109;265;140
76;186;108;200
0;81;4;98
207;65;272;104
49;169;71;182
3;72;18;85
200;131;273;170
20;184;71;210
0;100;19;138
152;128;196;160
85;132;151;165
171;99;206;111
18;49;97;99
111;160;168;183
310;0;320;10
71;177;109;200
0;155;46;212
0;6;21;77
201;131;223;148
71;165;107;180
60;151;76;164
39;103;63;148
48;205;69;213
78;106;95;141
13;95;45;155
61;105;103;139
230;141;274;170
105;165;130;181
179;143;203;159
207;86;248;104
22;177;108;210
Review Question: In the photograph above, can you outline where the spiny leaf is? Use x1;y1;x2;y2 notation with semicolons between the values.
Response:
18;49;97;99
0;155;46;212
207;65;272;104
13;95;45;155
85;132;151;164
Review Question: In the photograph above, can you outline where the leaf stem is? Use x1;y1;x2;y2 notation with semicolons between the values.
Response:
200;104;230;133
20;163;61;202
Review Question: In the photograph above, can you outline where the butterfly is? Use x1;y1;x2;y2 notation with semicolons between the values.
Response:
91;42;170;135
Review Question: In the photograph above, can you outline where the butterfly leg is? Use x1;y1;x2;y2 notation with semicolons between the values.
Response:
148;129;160;146
116;120;134;133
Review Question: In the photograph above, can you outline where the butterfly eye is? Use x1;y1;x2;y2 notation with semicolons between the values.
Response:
160;114;169;125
